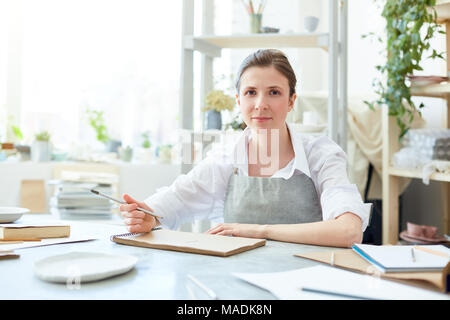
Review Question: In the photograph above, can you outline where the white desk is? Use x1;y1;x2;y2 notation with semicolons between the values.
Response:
0;215;327;300
1;215;449;300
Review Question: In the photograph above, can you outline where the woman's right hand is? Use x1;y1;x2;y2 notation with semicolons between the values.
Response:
119;194;158;233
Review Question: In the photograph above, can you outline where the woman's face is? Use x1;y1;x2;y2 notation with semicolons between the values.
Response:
237;66;296;131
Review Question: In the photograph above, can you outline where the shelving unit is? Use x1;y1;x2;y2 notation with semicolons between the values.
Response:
186;33;330;50
382;0;450;244
179;0;348;174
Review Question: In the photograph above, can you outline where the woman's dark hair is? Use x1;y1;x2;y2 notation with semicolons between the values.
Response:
235;49;297;97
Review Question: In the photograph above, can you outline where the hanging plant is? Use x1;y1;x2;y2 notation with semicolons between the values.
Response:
364;0;445;139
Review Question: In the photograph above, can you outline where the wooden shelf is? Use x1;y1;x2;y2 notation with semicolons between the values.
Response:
184;33;329;56
388;166;450;182
435;0;450;22
382;2;450;245
410;82;450;98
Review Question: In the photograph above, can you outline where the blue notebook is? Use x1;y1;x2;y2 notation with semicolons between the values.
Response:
351;244;450;273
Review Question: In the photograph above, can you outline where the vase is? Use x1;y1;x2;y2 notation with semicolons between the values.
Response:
249;13;262;33
206;110;222;130
105;139;122;153
118;146;133;162
31;141;52;162
304;16;319;33
136;147;153;163
157;147;172;164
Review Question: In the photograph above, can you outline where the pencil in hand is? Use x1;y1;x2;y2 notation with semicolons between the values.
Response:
90;189;163;219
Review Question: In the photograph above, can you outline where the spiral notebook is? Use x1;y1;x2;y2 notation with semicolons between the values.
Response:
110;228;266;257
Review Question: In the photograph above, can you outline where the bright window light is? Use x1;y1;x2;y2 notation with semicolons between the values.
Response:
15;0;181;151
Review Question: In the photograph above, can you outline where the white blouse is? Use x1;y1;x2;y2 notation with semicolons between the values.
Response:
144;123;371;231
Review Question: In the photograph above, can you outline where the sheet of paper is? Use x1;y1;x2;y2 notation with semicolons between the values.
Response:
0;236;96;251
233;265;449;300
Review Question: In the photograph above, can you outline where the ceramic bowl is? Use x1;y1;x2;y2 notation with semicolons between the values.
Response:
0;207;30;223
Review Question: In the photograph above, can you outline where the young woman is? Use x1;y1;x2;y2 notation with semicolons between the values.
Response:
120;49;371;248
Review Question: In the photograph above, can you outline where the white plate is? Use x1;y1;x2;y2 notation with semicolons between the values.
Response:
291;123;327;133
0;207;30;223
33;251;138;283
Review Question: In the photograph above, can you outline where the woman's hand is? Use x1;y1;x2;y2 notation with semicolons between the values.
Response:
120;194;158;233
205;223;267;239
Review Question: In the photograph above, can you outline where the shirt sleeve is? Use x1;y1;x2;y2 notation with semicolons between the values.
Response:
143;152;233;230
304;135;371;232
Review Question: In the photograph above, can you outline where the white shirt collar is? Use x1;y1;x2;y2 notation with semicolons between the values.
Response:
232;122;311;179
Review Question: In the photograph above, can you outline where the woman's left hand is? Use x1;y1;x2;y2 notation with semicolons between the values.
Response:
205;223;266;239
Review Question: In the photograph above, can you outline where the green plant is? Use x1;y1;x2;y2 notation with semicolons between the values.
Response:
86;108;110;144
225;114;247;131
364;0;445;139
141;131;151;149
12;125;23;141
34;130;50;141
158;144;173;152
202;90;236;112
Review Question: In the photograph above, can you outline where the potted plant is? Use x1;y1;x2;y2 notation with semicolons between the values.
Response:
85;108;121;152
136;131;153;163
364;0;444;139
118;145;133;162
10;125;31;161
225;114;247;131
157;144;173;164
31;130;52;162
202;90;236;130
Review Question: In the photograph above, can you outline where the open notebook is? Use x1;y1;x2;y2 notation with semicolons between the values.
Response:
352;244;450;273
111;229;266;257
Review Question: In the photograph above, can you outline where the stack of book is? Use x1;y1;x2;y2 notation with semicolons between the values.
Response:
49;181;114;219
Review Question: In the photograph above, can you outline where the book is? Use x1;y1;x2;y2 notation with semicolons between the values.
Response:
295;249;450;292
0;223;70;240
351;243;450;273
111;228;266;257
49;180;114;218
233;265;448;300
53;208;113;215
0;251;20;260
51;195;111;207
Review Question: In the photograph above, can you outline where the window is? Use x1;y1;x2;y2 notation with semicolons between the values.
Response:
4;0;181;151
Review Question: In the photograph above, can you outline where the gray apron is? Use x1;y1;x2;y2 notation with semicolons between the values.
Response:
223;168;323;224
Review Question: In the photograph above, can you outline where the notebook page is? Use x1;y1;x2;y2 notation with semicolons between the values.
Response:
354;244;450;270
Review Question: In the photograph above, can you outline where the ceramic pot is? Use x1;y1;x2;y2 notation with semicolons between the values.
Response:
249;14;262;33
206;110;222;130
119;147;133;162
105;140;122;153
31;141;52;162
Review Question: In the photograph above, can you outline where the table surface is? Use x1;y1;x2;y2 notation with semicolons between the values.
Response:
0;214;337;300
1;215;448;300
